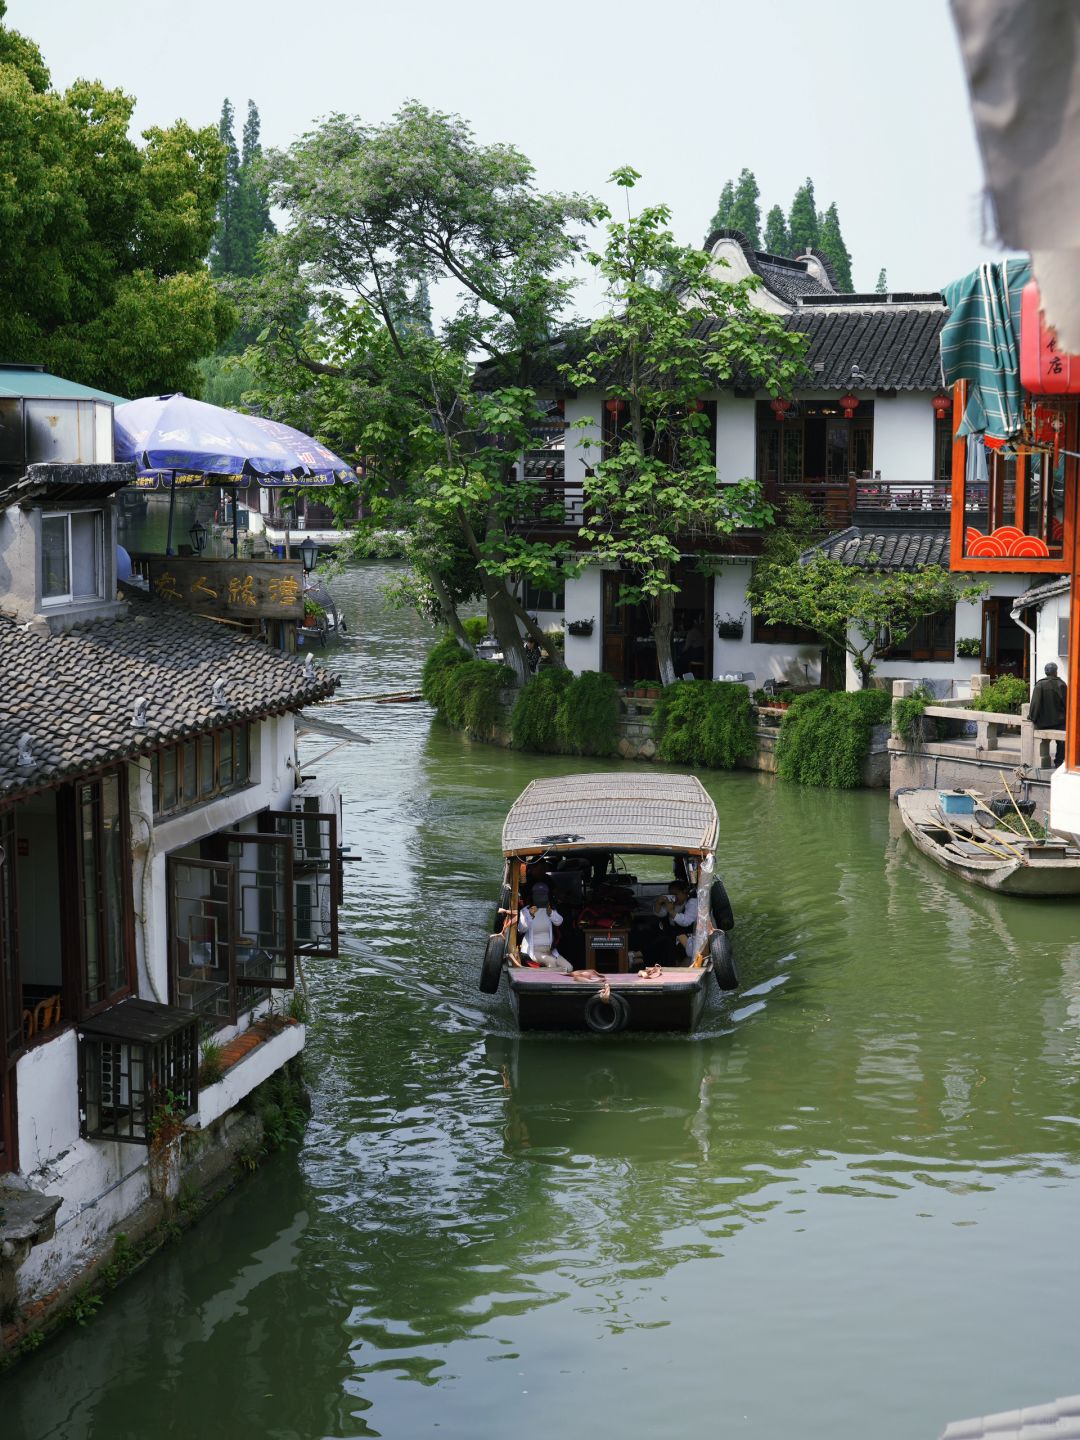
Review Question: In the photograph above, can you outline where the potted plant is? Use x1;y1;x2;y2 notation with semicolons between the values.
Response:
715;612;745;640
955;636;981;658
303;596;327;630
566;617;594;637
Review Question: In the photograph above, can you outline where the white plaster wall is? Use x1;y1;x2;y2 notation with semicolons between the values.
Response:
1050;766;1080;838
710;562;822;687
197;1023;305;1129
715;394;756;483
707;239;789;316
1032;591;1069;676
871;392;936;478
18;1029;81;1171
563;392;602;493
563;568;603;675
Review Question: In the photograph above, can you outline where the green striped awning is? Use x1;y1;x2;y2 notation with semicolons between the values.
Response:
940;257;1031;440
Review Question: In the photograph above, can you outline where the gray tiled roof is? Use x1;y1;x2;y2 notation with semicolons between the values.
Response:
941;1395;1080;1440
701;229;837;302
802;525;951;571
787;305;947;389
0;599;337;801
0;462;137;510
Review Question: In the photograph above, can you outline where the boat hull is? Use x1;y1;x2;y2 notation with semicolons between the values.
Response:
508;968;709;1033
897;791;1080;896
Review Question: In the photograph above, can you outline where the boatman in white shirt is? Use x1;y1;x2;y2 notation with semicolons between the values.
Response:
655;882;698;962
518;883;572;971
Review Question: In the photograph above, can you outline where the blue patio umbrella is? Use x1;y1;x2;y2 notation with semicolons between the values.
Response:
113;392;355;555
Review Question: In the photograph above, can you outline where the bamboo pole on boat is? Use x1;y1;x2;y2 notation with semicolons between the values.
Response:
933;805;1020;864
998;770;1041;845
962;791;1030;862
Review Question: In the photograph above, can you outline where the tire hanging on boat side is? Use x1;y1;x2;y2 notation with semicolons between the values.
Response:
709;931;739;991
710;878;735;931
480;930;508;994
583;990;630;1034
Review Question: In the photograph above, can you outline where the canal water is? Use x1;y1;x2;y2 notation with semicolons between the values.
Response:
6;561;1080;1439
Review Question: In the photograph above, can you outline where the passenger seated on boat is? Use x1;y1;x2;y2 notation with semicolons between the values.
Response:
518;883;572;972
656;882;697;963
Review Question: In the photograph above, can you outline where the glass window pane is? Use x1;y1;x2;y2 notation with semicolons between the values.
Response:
100;773;126;997
200;735;215;797
234;726;249;784
217;729;232;788
161;747;177;813
41;514;70;599
182;742;198;804
69;511;101;598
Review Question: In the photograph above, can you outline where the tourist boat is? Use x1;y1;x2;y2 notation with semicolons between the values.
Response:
481;773;738;1033
896;788;1080;896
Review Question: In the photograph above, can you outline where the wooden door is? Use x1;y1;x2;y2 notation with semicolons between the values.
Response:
602;571;628;684
981;599;999;675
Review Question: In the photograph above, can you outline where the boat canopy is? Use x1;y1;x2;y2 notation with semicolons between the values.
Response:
502;773;719;857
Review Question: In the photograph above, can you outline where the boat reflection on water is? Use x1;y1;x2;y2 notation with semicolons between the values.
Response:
485;1034;710;1163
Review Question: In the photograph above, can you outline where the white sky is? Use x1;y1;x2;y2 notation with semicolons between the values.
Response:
14;0;999;311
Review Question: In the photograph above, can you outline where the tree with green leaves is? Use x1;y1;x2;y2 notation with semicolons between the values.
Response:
211;99;274;280
240;103;593;682
763;204;789;255
875;267;889;294
708;179;736;235
757;553;983;688
788;177;819;255
210;99;241;276
561;168;808;685
0;2;232;396
817;201;853;292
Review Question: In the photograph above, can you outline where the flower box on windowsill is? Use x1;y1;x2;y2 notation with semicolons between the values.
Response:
566;619;594;637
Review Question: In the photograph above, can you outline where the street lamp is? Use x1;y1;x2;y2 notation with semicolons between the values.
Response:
189;519;207;555
298;537;319;574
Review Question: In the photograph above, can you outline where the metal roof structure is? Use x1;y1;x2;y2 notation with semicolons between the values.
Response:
502;773;719;856
0;363;127;405
940;1394;1080;1440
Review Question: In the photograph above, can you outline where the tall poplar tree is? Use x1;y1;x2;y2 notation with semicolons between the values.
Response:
763;204;789;255
210;99;241;276
729;168;761;248
817;201;853;291
875;267;888;294
233;101;274;277
787;178;819;254
708;179;736;235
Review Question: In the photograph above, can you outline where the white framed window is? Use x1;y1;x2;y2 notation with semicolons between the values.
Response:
40;510;104;605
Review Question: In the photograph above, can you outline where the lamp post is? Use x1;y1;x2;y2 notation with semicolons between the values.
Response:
299;537;318;574
189;519;207;556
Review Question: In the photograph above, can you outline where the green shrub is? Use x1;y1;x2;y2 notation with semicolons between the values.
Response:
421;634;470;708
892;684;936;745
461;616;488;643
555;671;620;756
652;680;756;769
775;688;891;788
970;675;1029;714
510;669;573;751
441;660;514;734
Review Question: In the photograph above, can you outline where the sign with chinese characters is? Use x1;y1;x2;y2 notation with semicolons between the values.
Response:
145;559;305;620
1021;280;1080;394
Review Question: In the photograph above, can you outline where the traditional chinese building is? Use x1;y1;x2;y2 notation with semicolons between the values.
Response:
0;368;346;1353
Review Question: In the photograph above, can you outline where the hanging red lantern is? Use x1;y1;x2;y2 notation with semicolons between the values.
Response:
769;397;791;421
840;392;860;420
604;397;626;415
931;391;951;422
686;399;705;413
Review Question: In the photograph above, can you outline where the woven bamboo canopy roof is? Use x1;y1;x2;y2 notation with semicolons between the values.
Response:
502;773;719;857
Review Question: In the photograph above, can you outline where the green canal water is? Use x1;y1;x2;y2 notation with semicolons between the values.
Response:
6;560;1080;1439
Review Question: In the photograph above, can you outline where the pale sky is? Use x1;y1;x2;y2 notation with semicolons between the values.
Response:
14;0;999;309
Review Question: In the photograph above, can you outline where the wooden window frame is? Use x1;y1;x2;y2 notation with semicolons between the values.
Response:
0;808;20;1173
151;725;252;820
67;770;137;1021
884;609;956;663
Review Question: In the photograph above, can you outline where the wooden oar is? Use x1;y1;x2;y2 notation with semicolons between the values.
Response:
933;804;1019;864
998;770;1041;845
961;792;1030;862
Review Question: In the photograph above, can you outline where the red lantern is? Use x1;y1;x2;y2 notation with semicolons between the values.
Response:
840;392;860;420
604;397;626;415
769;397;791;421
686;399;705;413
931;391;951;422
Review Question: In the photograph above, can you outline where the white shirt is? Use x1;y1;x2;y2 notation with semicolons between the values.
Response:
671;895;698;929
518;904;564;958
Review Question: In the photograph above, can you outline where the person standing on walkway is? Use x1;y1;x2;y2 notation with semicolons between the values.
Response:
1029;661;1068;767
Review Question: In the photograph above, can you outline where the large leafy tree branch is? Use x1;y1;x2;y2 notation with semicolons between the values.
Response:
757;554;985;688
240;103;594;681
561;167;808;685
0;2;232;394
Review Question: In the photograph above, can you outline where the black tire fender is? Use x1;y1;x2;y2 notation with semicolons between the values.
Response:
583;990;630;1034
710;878;735;932
480;930;508;994
709;930;739;991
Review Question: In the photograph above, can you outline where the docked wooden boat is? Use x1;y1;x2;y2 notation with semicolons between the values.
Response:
480;773;737;1033
896;788;1080;897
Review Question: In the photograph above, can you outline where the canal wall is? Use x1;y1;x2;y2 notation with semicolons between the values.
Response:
0;1038;308;1369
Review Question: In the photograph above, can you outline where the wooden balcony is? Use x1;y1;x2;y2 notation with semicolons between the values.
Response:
510;474;953;539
